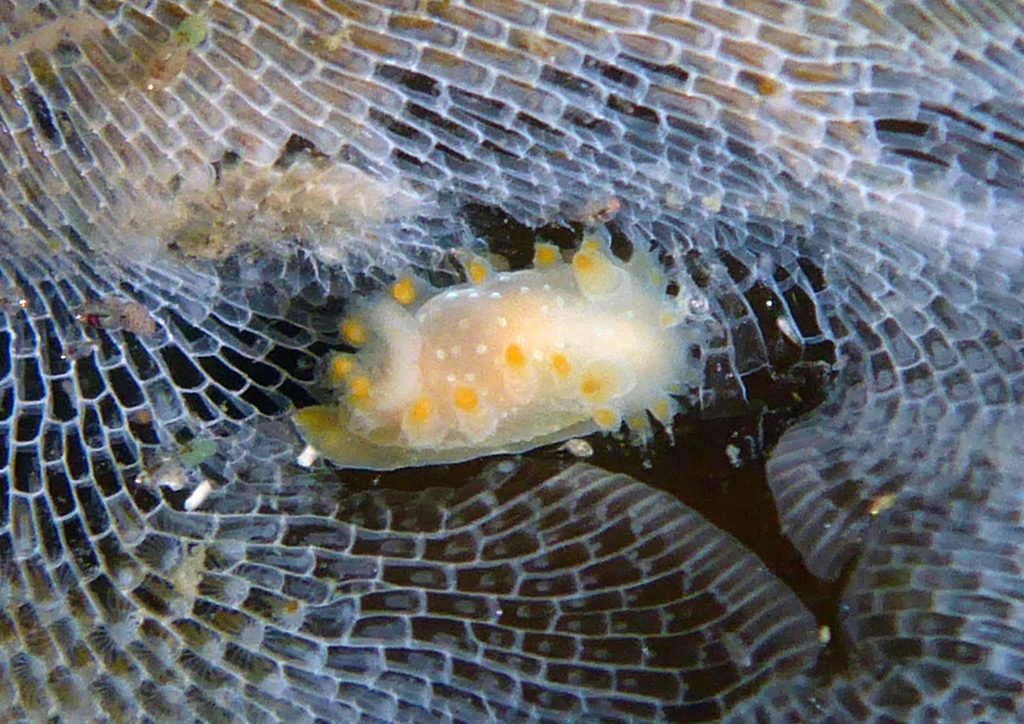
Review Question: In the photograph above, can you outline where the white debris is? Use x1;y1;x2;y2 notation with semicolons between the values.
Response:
559;438;594;458
777;316;800;345
869;492;898;516
296;444;319;468
701;192;723;213
137;459;187;490
818;625;831;645
184;479;213;511
721;631;752;668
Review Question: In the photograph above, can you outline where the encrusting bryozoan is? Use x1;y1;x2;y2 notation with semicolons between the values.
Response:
294;229;714;470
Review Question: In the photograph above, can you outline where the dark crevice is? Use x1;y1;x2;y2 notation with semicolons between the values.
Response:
874;118;930;136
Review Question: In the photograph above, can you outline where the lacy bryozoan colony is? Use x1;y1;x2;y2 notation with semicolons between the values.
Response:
0;1;1022;722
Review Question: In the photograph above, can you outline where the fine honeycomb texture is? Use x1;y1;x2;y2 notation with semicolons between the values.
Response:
0;1;1022;721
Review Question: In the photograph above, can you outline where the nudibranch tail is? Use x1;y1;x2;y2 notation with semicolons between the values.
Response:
294;230;713;470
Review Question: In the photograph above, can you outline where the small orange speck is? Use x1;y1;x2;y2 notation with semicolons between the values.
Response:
410;396;433;423
341;319;367;346
286;600;300;614
350;376;371;399
593;408;618;429
392;277;417;305
756;75;781;96
573;250;596;274
533;243;560;267
453;385;479;412
468;260;489;285
580;376;602;397
505;343;526;369
551;353;571;377
330;354;355;382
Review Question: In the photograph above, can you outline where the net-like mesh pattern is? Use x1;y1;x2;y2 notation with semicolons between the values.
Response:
0;1;1022;720
0;455;820;721
830;419;1024;720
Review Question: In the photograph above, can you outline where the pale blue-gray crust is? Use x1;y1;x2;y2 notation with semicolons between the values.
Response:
0;1;1022;722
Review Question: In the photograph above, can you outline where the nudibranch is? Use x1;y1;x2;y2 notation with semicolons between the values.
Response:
294;231;713;470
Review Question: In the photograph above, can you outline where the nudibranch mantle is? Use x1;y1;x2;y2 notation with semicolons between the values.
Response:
294;234;713;470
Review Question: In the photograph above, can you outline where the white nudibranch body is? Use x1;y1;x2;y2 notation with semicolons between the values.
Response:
294;234;713;470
